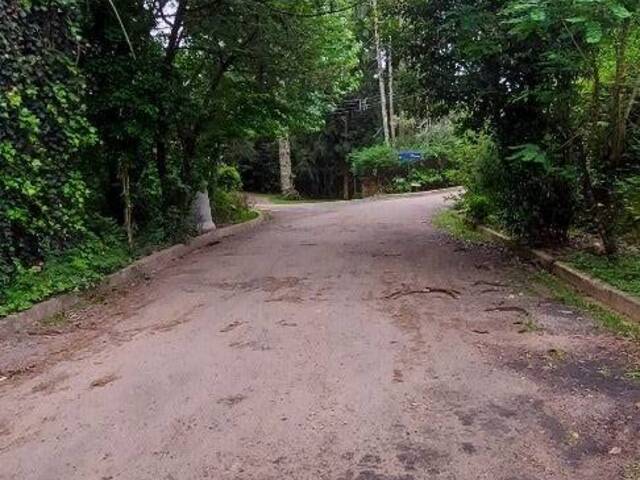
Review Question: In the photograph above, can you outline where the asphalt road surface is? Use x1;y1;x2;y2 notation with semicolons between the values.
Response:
1;191;638;479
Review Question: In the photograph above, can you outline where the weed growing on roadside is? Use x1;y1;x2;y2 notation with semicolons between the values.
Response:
566;251;640;298
432;209;488;244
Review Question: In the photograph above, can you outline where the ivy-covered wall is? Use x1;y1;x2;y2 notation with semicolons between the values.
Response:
0;0;96;288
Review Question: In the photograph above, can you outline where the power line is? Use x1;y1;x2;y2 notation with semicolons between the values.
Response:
330;91;432;116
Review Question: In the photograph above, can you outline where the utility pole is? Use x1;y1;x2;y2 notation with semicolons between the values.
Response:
371;0;390;145
388;38;396;145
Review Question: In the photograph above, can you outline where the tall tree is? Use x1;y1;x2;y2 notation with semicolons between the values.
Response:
371;0;391;145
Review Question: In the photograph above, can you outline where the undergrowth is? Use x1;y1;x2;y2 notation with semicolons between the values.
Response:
0;231;131;317
212;190;259;225
432;209;488;244
566;251;640;298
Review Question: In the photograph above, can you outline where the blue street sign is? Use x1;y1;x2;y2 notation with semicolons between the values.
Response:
398;151;423;163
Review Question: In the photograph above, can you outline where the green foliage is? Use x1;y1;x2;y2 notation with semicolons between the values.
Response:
349;144;399;177
617;174;640;239
352;117;500;195
499;145;576;244
216;164;243;192
453;132;576;243
397;0;614;247
391;168;452;193
0;224;130;316
81;0;165;233
211;190;257;226
461;194;492;224
261;194;335;204
498;0;640;252
1;0;96;290
432;209;489;244
567;252;640;298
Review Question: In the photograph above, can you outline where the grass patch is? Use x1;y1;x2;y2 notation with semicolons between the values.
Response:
432;209;488;244
565;251;640;298
231;209;260;224
532;271;640;341
0;232;131;317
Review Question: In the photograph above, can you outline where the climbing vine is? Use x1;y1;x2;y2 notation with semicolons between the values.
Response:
0;0;96;289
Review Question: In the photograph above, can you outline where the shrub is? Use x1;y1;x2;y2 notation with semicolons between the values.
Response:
408;168;447;190
217;163;243;192
461;194;492;224
349;144;399;177
494;145;576;244
458;137;575;245
617;174;640;240
0;221;130;316
211;189;256;225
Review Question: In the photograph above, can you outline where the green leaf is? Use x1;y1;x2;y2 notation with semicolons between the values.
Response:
610;4;632;19
585;22;603;43
530;8;546;22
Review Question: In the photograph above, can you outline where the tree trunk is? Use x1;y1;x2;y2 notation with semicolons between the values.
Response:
155;0;187;206
119;162;133;248
278;135;297;197
388;39;396;145
192;189;216;233
610;22;630;169
343;171;350;200
371;0;390;145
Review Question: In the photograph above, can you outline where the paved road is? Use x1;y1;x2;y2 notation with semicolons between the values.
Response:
0;192;638;479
